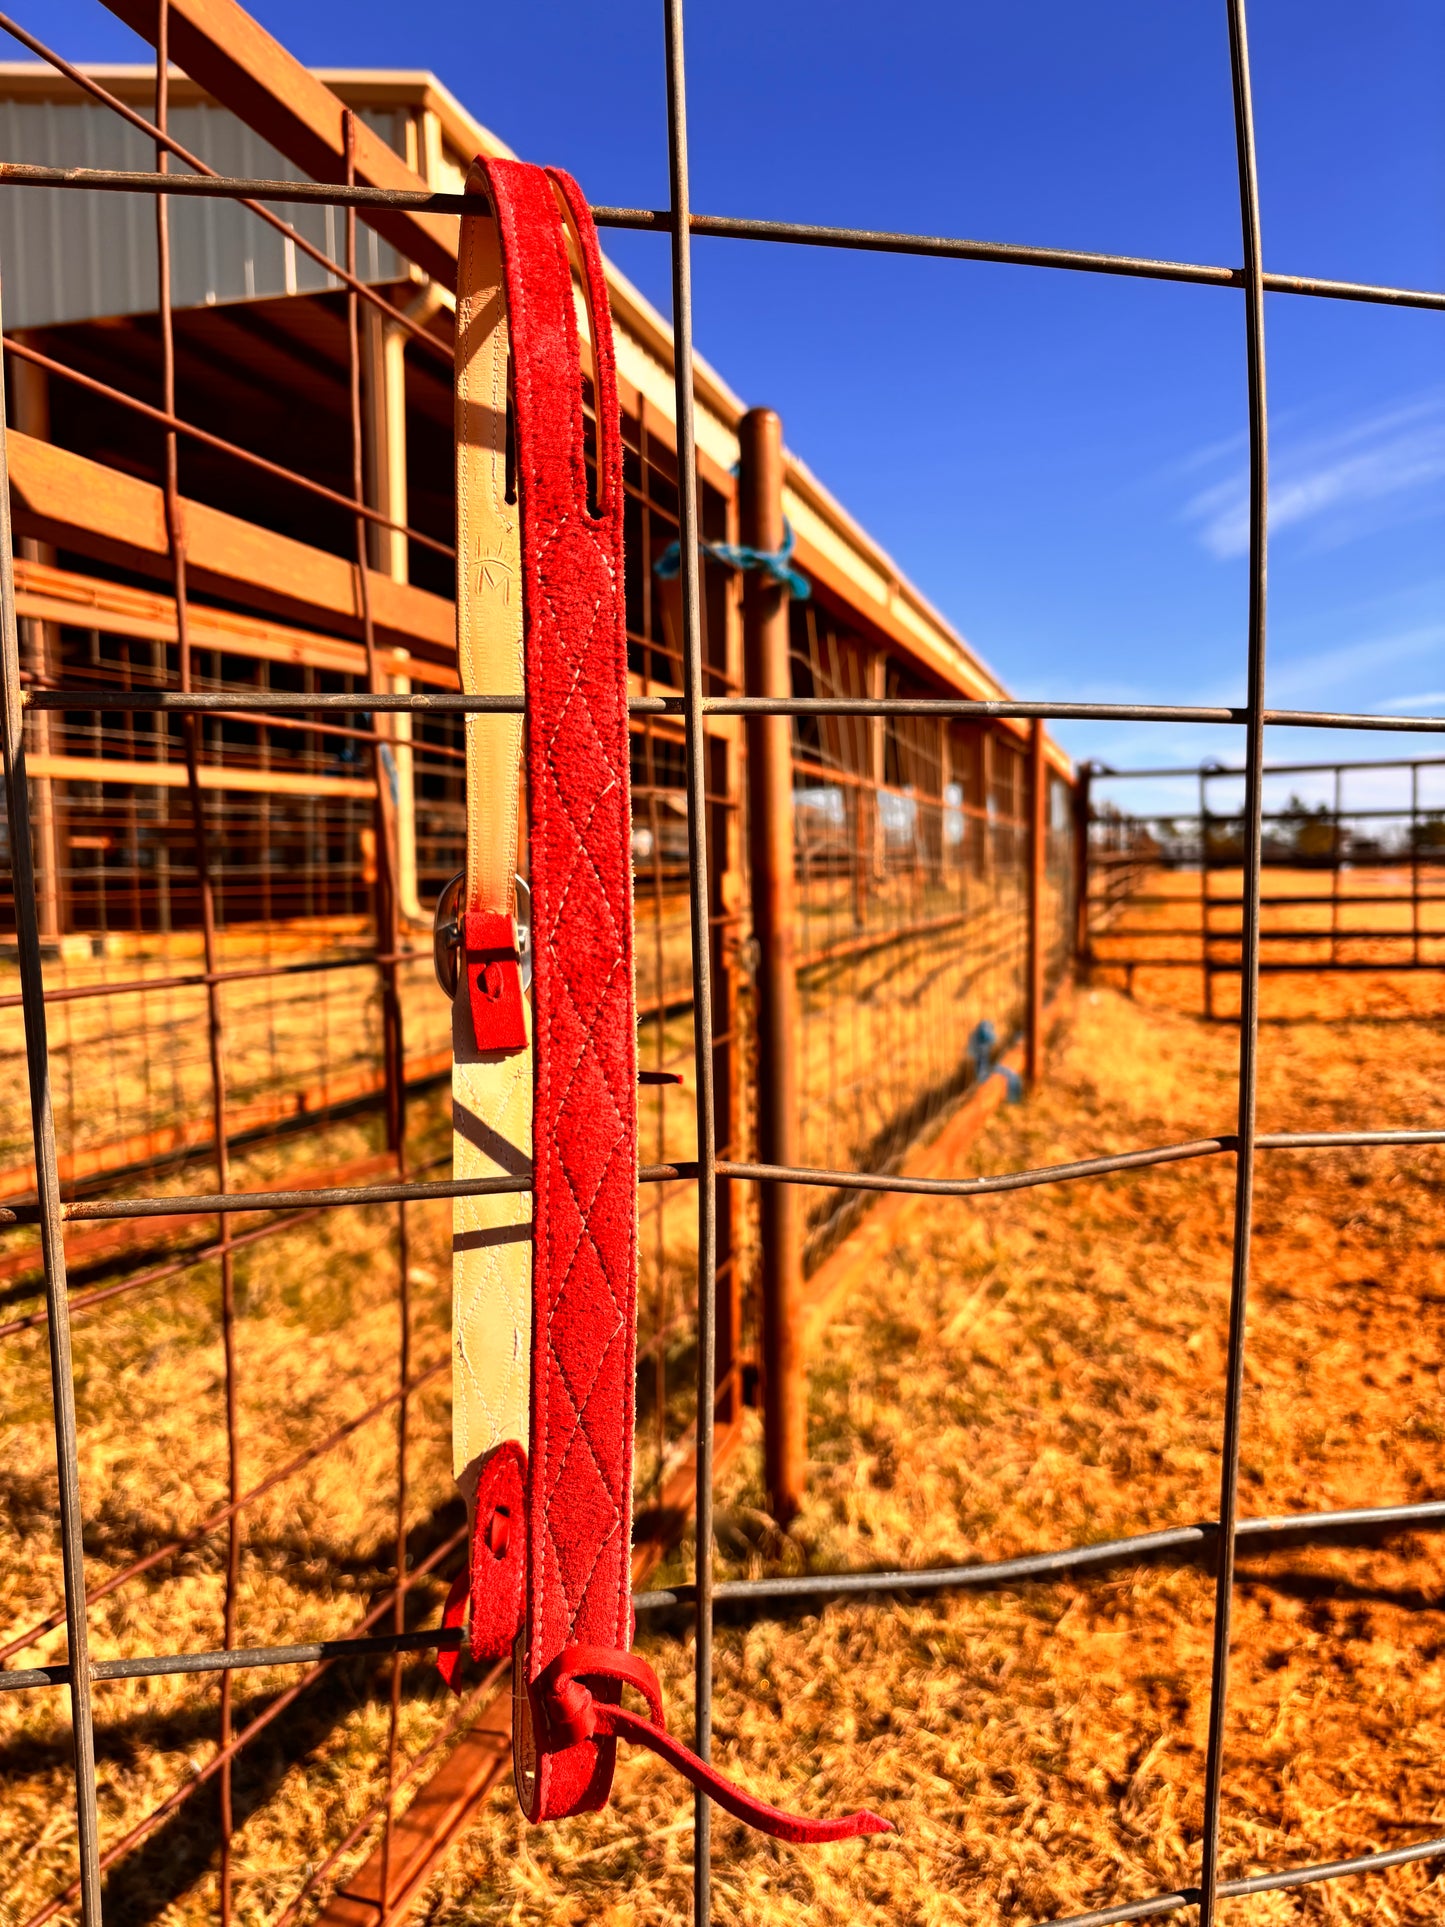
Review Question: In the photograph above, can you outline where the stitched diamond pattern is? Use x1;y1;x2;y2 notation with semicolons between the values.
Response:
484;156;636;1823
532;522;635;1643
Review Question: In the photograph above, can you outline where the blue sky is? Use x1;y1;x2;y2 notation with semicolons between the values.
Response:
37;2;1445;806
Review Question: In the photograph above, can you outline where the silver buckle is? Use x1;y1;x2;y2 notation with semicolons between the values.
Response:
434;871;532;999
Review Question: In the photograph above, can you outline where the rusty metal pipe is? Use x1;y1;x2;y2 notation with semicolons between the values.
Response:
1073;761;1092;964
1026;719;1047;1085
739;407;805;1523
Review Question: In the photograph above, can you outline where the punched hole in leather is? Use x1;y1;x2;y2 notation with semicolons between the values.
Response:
463;909;526;1054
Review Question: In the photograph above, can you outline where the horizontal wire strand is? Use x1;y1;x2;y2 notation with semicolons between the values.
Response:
5;1132;1440;1226
1;163;1441;313
22;689;1445;731
6;1497;1441;1691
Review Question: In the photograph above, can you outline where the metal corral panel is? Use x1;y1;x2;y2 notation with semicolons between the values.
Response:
0;96;407;328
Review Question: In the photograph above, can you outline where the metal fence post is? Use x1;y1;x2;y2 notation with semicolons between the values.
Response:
739;405;804;1523
1200;766;1215;1019
1073;758;1092;965
1026;717;1047;1086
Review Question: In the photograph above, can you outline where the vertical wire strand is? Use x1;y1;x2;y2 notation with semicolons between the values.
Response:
342;110;413;1916
644;721;669;1496
0;241;104;1927
152;18;241;1916
660;4;718;1917
1198;1;1270;1917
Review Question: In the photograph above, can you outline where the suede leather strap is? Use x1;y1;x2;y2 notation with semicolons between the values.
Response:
448;157;893;1849
470;154;638;1824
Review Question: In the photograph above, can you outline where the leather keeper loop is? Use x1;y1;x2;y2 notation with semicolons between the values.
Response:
463;909;527;1054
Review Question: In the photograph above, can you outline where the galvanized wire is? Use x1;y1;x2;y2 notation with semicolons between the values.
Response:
1196;8;1270;1912
5;161;1445;315
0;1;1442;1921
0;256;104;1927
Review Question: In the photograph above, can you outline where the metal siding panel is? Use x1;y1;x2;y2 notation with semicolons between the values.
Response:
0;97;409;328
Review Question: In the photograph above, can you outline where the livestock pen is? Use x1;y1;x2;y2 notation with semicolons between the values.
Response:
1;1;1443;1925
0;5;1075;1921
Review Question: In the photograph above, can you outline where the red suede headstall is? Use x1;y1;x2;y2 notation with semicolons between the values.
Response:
443;155;892;1850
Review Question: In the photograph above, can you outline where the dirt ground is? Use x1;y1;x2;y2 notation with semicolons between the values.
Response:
4;961;1445;1924
430;971;1445;1926
1088;865;1445;1023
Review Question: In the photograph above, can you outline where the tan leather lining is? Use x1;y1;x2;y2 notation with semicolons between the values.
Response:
455;162;523;919
451;171;532;1489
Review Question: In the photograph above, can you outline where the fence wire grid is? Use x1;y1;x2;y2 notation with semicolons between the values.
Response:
0;2;1444;1924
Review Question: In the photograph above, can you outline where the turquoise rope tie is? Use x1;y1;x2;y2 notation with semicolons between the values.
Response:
967;1020;1022;1103
654;518;811;601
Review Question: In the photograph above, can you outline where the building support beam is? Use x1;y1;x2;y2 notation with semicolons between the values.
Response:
7;430;455;664
15;556;452;687
10;347;60;940
362;303;422;920
1073;760;1093;964
102;0;460;286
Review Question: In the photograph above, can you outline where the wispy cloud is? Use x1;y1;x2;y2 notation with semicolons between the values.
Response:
1182;393;1445;559
1262;623;1445;703
1375;691;1445;713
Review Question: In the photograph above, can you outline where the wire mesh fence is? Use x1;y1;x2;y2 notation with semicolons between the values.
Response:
786;598;1074;1266
0;1;1442;1924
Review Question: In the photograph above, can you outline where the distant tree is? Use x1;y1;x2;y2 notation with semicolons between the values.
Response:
1203;816;1244;865
1276;793;1337;865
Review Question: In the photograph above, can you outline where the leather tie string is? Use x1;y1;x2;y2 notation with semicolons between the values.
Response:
531;1646;892;1845
446;153;894;1848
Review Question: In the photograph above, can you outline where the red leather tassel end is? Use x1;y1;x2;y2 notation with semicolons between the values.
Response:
532;1645;896;1845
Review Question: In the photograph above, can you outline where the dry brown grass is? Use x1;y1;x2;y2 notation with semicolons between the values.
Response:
0;1091;466;1927
5;955;1445;1924
430;979;1445;1926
